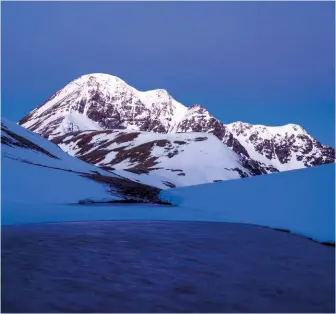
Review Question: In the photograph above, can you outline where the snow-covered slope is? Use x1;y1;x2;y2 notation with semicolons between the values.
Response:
1;118;163;204
19;73;335;177
160;164;335;243
52;129;253;189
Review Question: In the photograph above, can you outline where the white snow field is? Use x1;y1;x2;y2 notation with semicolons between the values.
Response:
3;157;107;204
160;163;335;243
1;118;123;204
3;164;334;245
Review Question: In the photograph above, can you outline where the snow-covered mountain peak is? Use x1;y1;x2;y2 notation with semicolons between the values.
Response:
143;88;170;98
283;123;307;134
19;73;335;178
189;104;202;109
74;73;120;84
227;121;308;138
19;73;189;138
70;73;133;91
226;120;333;170
182;105;212;121
254;123;307;135
73;74;179;110
74;73;130;97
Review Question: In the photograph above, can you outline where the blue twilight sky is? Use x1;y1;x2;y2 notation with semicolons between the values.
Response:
1;1;335;146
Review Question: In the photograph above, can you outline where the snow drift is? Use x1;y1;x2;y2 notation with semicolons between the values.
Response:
160;164;335;243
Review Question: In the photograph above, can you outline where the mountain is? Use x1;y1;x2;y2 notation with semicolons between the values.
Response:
19;73;334;183
2;118;163;204
18;74;250;161
226;122;335;171
18;73;187;137
51;129;256;189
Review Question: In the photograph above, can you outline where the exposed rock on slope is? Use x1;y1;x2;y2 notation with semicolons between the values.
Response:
227;122;335;171
52;129;256;189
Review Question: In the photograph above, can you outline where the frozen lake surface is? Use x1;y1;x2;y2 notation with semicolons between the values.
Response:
2;221;335;313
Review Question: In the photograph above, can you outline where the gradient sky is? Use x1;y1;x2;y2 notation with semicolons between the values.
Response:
2;1;335;146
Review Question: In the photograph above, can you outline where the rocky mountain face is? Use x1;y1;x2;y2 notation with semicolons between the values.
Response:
51;129;256;189
227;122;335;171
19;73;335;183
19;74;187;138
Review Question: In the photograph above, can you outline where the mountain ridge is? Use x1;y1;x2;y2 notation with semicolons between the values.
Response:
19;73;335;185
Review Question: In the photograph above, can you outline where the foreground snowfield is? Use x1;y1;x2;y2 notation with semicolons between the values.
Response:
2;118;123;203
2;158;115;205
161;164;335;243
3;164;334;244
2;221;334;313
